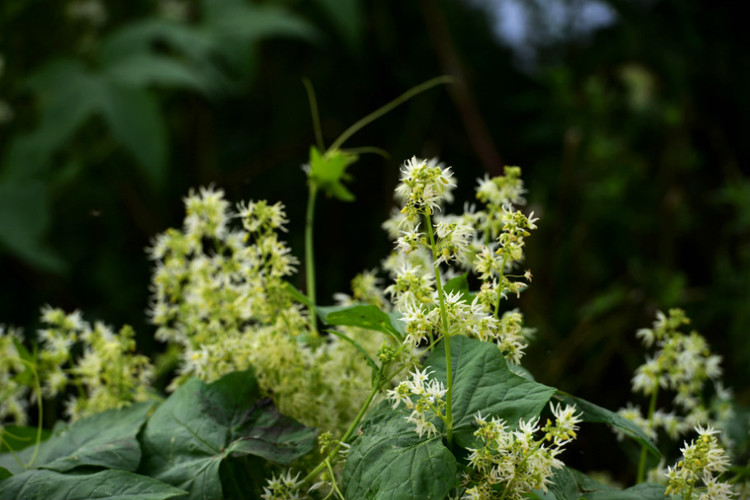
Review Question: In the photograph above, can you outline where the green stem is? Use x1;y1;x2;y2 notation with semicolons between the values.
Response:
329;76;454;151
302;78;325;152
494;256;508;318
636;385;659;483
305;183;319;337
424;212;453;449
302;377;382;486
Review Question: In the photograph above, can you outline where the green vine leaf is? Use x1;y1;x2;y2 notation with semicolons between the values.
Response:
0;402;153;474
426;336;557;448
0;469;186;500
553;392;660;458
343;402;457;500
138;369;317;500
308;147;358;201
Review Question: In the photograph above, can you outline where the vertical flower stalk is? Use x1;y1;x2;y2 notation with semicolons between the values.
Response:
424;211;454;446
305;182;319;337
391;156;457;445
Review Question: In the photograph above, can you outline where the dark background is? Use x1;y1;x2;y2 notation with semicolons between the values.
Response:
1;0;748;480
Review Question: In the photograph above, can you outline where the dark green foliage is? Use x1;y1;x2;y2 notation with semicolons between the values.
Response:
138;369;317;500
0;370;316;500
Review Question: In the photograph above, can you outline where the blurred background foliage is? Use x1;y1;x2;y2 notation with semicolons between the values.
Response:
1;0;749;477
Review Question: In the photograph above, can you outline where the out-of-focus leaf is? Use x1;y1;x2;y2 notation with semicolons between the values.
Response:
98;81;167;188
99;19;214;64
201;1;318;42
0;180;63;271
24;60;101;156
104;55;209;93
0;469;186;500
0;467;9;480
311;0;363;49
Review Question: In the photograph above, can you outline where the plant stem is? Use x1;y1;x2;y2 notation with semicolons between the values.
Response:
636;385;659;483
302;377;382;486
329;76;453;151
424;212;453;449
305;183;319;337
302;78;325;152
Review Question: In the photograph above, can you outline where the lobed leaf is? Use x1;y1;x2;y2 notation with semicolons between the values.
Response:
308;147;358;202
139;369;316;500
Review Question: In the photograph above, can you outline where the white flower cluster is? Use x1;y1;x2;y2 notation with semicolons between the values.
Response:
39;307;154;420
1;307;154;424
619;309;728;441
395;156;456;224
0;325;29;425
665;426;735;499
383;159;537;364
149;187;377;433
462;403;581;500
386;368;447;438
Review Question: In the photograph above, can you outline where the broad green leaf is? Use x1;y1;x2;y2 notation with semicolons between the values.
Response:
98;80;168;188
317;304;403;341
139;369;316;500
549;467;665;500
309;147;358;202
343;402;457;500
426;336;556;448
0;402;152;474
0;469;186;500
0;467;9;480
553;392;660;458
